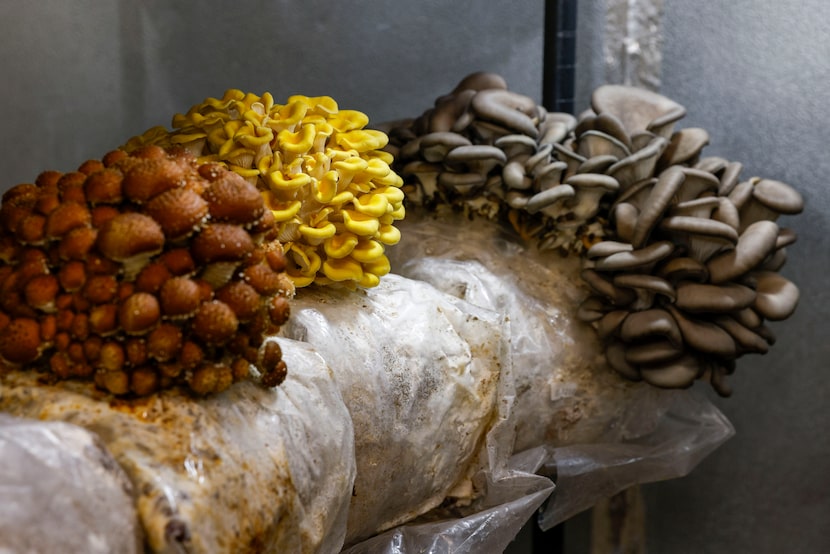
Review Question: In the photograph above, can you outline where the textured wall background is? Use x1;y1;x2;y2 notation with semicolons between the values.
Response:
575;1;830;552
0;0;544;188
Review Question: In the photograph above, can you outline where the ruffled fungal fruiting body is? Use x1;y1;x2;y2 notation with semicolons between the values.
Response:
0;146;293;396
384;71;618;253
572;86;803;396
125;90;405;288
388;72;803;396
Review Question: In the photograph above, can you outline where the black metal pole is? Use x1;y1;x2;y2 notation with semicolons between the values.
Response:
543;0;578;114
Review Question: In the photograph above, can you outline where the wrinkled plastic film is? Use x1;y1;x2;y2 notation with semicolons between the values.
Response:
605;0;665;90
538;387;734;529
0;339;356;554
281;275;512;545
366;211;734;550
0;415;142;554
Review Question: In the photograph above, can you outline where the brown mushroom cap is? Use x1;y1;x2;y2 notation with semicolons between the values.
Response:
118;292;161;335
0;318;42;364
97;213;165;263
752;271;800;321
121;157;187;202
192;300;239;345
0;147;292;396
191;223;255;264
145;187;209;239
202;172;265;225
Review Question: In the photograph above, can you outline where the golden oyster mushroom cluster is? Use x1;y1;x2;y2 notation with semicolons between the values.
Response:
127;90;405;288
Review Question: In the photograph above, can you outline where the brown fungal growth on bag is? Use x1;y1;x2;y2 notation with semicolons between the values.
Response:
0;147;293;396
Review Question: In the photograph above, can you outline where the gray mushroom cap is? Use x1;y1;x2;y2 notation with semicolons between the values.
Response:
578;154;619;175
667;304;737;358
657;256;709;283
470;89;539;138
675;282;756;313
591;85;687;138
739;178;805;230
450;71;508;93
428;89;477;134
587;240;634;259
717;161;744;196
494;134;537;158
614;273;677;308
538;112;578;144
631;166;685;248
444;144;507;173
577;130;631;160
437;172;488;194
525;184;575;214
418;132;472;162
714;315;771;355
670;197;722;219
675;168;720;202
594;240;674;271
639;354;700;389
707;220;780;283
659;215;739;262
660;127;710;167
607;136;668;189
565;173;620;220
753;270;800;321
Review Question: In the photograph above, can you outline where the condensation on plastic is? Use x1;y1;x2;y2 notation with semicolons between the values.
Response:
605;0;665;90
0;415;142;554
353;210;735;549
0;339;356;554
281;274;513;546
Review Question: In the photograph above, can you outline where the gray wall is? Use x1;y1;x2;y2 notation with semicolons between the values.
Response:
0;0;543;187
2;1;828;553
576;1;830;552
648;2;830;552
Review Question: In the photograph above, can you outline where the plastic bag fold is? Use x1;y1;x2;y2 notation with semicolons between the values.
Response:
0;338;356;554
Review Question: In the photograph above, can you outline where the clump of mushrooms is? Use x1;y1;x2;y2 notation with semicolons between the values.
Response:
384;71;615;252
387;72;803;396
576;85;803;396
126;90;405;288
0;146;293;396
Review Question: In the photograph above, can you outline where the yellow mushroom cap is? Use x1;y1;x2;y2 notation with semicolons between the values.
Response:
125;90;405;288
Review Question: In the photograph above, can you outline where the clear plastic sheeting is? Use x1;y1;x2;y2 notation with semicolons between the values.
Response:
281;275;510;545
351;210;734;551
0;339;356;554
0;414;142;554
538;386;734;529
343;450;555;554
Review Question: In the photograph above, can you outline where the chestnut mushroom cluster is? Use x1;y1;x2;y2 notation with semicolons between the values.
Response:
126;90;405;288
0;145;292;396
388;72;803;396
